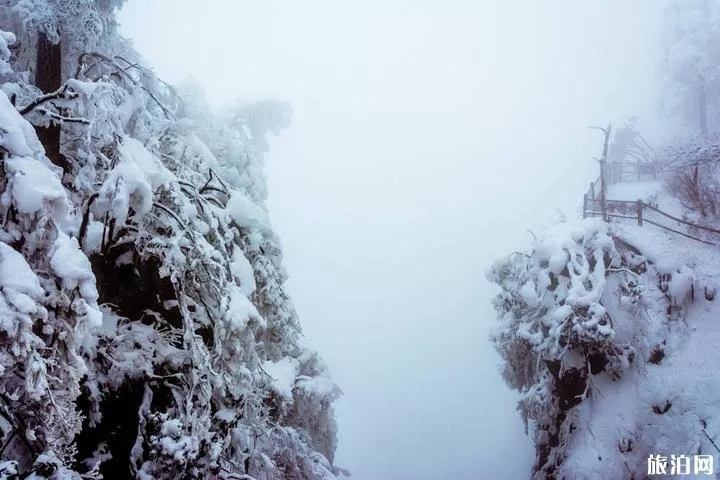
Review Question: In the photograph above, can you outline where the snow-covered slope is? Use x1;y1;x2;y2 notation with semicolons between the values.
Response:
607;181;664;203
489;181;720;479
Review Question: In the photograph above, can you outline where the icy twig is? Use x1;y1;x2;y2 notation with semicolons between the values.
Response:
76;52;176;120
607;267;639;277
17;85;77;115
45;387;70;430
152;201;196;241
702;428;720;454
37;108;90;124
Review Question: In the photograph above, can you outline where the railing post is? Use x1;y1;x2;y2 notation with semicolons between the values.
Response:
583;194;588;219
637;199;643;226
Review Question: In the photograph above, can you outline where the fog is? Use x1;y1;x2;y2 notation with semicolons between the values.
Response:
120;1;662;478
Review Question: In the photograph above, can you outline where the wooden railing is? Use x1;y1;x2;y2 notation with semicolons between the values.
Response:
584;161;659;202
578;155;720;247
583;197;720;247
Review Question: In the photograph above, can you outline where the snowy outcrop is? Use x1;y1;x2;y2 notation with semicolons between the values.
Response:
0;2;342;478
489;192;720;478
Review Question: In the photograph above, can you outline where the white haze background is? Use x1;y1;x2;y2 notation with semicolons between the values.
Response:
119;1;663;478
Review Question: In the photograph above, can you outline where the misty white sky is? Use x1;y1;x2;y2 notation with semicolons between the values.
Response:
120;2;663;478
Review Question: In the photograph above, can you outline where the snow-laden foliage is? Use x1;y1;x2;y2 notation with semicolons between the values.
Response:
606;119;655;164
11;0;125;51
662;0;720;135
657;133;720;226
488;218;705;479
0;4;342;479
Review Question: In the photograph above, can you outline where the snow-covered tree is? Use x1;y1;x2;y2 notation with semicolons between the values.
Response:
662;0;720;136
607;118;655;165
0;2;343;479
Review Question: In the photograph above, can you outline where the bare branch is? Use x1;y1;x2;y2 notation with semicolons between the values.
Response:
702;427;720;454
152;201;197;242
17;85;77;115
76;52;176;120
587;125;611;135
36;108;90;124
113;55;142;73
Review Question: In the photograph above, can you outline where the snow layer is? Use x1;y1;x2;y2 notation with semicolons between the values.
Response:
3;157;70;220
97;137;174;226
0;86;70;222
49;233;103;327
231;246;257;296
117;138;172;191
227;191;272;233
0;89;70;222
263;357;299;401
0;29;15;75
607;180;664;202
225;285;265;331
0;91;43;157
0;242;43;298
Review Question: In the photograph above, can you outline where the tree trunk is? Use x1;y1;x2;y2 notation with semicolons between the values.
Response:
34;30;69;173
599;124;611;222
698;84;708;138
